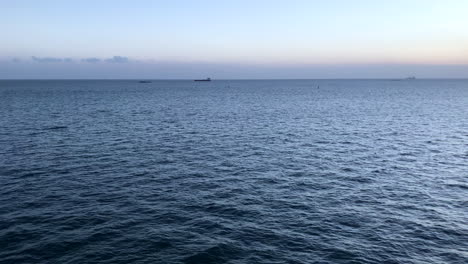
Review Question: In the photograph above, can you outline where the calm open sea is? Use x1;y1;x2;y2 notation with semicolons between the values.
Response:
0;80;467;264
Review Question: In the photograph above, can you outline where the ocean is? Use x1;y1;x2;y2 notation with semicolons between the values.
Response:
0;80;467;263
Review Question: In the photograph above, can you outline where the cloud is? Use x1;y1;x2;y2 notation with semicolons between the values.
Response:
31;56;64;63
11;58;21;63
105;56;129;63
31;56;73;63
30;56;130;64
81;57;101;63
2;61;468;79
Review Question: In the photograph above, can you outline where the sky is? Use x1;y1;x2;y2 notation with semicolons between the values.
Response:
1;0;467;79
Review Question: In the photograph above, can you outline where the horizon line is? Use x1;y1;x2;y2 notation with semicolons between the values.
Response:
1;78;468;81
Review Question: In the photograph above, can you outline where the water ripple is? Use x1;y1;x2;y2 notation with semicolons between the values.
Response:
0;80;467;263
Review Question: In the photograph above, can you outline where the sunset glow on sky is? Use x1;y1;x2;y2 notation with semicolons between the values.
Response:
1;0;467;78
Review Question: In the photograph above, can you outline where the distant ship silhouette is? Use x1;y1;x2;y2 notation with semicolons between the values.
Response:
391;76;416;81
194;78;211;82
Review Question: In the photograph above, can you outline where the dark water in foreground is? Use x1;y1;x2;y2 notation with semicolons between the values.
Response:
0;80;467;264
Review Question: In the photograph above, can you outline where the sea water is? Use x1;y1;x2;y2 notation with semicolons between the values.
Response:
0;80;467;263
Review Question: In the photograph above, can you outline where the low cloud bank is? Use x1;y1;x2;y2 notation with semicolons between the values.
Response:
82;58;101;63
31;56;72;63
1;58;468;79
104;56;129;63
30;56;129;63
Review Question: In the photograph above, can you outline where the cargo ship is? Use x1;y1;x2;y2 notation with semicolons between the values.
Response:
194;78;211;82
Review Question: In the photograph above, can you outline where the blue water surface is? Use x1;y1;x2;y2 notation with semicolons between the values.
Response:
0;80;467;263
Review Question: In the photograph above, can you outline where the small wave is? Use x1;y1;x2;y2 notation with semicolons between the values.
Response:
446;183;468;190
341;167;355;172
44;126;68;130
183;244;241;264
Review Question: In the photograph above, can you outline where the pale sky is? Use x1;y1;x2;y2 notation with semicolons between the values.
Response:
1;0;467;78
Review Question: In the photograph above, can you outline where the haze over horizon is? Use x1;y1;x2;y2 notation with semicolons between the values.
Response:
2;0;468;79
